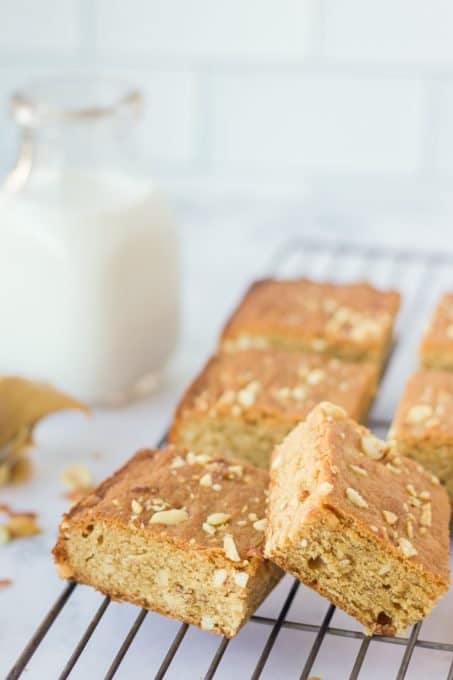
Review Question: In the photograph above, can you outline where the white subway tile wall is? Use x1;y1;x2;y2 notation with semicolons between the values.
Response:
0;0;81;52
212;74;424;173
432;81;453;174
96;0;316;61
117;68;201;167
323;0;453;65
0;0;453;196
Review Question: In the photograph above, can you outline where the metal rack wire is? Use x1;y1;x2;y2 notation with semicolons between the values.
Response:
6;238;453;680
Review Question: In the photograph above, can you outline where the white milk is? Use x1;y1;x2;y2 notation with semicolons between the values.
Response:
0;171;180;403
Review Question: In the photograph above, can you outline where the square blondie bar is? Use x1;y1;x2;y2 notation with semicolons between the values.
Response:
390;369;453;501
265;402;450;635
220;278;400;370
169;349;377;468
53;447;282;637
419;293;453;369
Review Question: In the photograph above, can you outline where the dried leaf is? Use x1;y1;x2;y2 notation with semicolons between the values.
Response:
9;455;32;484
0;463;9;485
0;578;12;589
0;456;32;486
0;377;87;485
0;376;87;452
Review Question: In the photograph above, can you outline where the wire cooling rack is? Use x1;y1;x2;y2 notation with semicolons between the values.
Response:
6;238;453;680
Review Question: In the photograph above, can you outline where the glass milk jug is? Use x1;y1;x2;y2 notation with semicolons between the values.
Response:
0;77;180;403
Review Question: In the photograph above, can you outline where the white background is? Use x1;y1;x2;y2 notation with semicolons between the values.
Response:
2;0;453;222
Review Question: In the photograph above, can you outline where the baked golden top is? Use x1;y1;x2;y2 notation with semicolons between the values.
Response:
60;447;269;567
420;293;453;356
271;402;450;583
221;278;400;350
391;369;453;443
172;349;376;423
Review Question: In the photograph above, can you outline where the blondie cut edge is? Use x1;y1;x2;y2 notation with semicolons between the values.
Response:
420;293;453;370
169;348;377;468
53;447;283;638
265;402;450;636
390;369;453;502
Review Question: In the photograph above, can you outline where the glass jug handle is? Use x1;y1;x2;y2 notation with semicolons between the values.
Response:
2;127;34;193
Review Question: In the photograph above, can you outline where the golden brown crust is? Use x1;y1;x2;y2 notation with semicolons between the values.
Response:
390;369;453;444
169;349;377;441
265;403;450;635
53;447;283;637
269;403;450;585
420;294;453;368
54;447;269;565
220;278;400;361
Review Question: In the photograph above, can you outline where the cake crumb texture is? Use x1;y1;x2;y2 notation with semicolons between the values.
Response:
169;349;377;467
53;447;282;637
265;402;450;635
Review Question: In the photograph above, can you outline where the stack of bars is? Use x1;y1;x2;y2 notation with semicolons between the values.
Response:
54;277;452;641
170;278;399;468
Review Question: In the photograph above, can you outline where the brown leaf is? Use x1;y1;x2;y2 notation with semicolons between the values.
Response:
0;578;12;589
0;377;87;486
0;463;9;485
9;455;32;484
0;455;32;486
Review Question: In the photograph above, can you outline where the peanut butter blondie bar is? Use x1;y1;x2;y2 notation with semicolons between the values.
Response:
419;293;453;369
53;447;282;638
220;278;400;370
390;369;453;501
169;349;377;468
265;402;450;635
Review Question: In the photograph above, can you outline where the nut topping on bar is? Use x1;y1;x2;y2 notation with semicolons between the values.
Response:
266;402;450;636
169;348;377;468
53;447;283;638
220;278;400;368
390;369;453;502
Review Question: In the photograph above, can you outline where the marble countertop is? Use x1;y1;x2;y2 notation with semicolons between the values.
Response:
2;214;453;680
